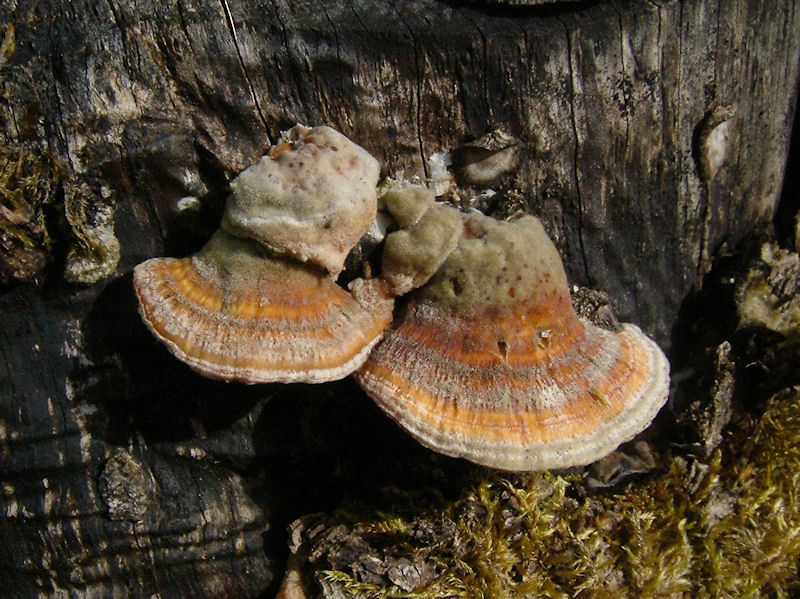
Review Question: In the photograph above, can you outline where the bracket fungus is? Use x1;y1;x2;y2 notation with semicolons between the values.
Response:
221;124;380;276
134;125;393;384
134;122;669;472
134;230;393;383
356;210;670;471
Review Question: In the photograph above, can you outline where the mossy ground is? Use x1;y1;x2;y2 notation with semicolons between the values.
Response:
298;386;800;598
282;237;800;599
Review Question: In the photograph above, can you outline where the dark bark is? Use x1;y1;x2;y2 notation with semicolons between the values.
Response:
0;1;798;597
0;282;273;598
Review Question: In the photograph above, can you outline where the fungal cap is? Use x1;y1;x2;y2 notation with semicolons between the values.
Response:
134;230;394;384
356;212;670;471
418;213;567;317
221;125;380;275
381;203;464;296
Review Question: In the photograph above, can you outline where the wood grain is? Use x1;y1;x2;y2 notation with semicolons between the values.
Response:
0;1;798;596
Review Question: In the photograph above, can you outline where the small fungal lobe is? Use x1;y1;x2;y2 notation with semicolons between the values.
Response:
451;128;519;187
380;186;464;296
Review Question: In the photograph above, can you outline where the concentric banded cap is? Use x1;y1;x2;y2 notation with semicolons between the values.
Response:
134;231;394;384
355;213;669;471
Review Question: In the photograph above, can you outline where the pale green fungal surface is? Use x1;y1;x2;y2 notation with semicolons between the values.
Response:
418;212;567;317
222;125;380;275
381;204;463;296
381;185;434;229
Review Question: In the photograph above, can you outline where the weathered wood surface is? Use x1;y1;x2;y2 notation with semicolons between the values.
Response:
0;283;274;597
1;0;799;597
3;0;798;340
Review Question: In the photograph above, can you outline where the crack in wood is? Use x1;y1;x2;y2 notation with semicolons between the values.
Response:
560;16;592;285
390;2;429;180
218;0;271;142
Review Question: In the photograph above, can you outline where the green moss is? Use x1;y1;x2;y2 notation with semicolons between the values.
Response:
0;145;60;283
293;386;800;598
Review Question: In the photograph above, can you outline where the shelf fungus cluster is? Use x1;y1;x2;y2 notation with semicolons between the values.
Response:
134;125;393;383
134;126;670;471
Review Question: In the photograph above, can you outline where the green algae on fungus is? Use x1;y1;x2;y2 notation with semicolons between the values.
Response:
381;203;464;296
380;185;434;229
416;213;567;317
221;124;380;275
279;386;800;598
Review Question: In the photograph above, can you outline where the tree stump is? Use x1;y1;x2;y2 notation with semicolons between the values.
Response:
1;1;798;597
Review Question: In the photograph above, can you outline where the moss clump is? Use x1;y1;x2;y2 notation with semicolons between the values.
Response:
283;386;800;598
0;145;60;283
